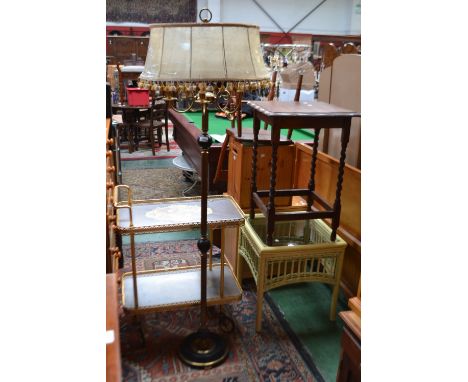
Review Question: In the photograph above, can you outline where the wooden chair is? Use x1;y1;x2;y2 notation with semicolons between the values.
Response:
137;96;167;155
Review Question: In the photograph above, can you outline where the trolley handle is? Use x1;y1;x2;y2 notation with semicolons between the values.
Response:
113;184;133;207
113;185;134;228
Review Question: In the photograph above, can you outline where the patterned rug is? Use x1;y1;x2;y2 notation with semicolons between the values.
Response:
118;122;202;199
119;240;316;382
121;167;201;200
121;240;220;272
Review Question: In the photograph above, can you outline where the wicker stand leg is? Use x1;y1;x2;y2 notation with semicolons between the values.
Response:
330;254;345;321
330;284;340;321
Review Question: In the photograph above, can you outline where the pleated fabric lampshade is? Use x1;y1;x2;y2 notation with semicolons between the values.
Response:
139;23;269;84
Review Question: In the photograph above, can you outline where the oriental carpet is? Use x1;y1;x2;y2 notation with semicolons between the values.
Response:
119;239;316;382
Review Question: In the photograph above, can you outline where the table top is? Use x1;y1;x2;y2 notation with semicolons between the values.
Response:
181;110;316;141
339;310;361;340
115;195;245;233
247;100;360;118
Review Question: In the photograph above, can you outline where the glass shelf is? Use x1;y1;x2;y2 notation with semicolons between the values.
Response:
115;195;245;234
248;217;336;247
122;264;242;312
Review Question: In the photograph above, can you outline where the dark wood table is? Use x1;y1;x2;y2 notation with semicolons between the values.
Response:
106;274;121;382
247;100;360;245
112;100;166;153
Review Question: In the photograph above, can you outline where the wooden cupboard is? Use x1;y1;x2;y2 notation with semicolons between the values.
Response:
227;130;295;210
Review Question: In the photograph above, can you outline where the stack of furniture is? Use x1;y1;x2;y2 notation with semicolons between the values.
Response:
247;101;359;244
235;100;359;332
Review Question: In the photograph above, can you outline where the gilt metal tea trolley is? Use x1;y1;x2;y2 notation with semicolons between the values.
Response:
112;185;245;314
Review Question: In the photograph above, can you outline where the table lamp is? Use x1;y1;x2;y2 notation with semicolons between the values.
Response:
138;9;269;368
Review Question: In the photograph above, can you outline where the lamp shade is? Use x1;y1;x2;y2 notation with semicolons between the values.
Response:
140;23;269;83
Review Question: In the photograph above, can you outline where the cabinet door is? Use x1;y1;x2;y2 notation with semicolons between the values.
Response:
137;38;149;60
116;38;138;63
227;139;243;204
227;140;295;209
107;37;116;59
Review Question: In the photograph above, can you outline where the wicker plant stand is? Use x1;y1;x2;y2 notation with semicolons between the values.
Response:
238;214;347;332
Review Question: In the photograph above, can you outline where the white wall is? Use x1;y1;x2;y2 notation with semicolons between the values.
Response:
197;0;360;35
349;0;361;35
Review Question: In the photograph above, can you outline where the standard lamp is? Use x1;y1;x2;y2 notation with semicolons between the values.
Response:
138;10;269;368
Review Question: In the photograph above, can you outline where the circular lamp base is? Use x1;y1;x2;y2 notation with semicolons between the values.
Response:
179;330;228;369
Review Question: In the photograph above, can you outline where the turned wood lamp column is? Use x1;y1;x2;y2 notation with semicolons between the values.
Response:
178;90;229;368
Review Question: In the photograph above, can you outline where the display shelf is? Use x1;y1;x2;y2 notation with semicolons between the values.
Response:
122;264;242;312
